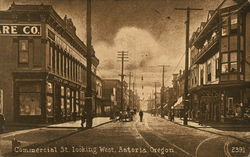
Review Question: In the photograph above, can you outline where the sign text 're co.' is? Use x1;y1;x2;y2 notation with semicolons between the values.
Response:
0;24;41;36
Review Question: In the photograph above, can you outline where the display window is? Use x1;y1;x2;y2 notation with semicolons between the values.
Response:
19;93;41;115
61;98;65;116
46;96;53;117
47;82;53;94
61;86;65;96
18;83;41;116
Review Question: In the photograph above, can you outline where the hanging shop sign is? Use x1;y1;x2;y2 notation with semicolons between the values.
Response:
0;24;41;36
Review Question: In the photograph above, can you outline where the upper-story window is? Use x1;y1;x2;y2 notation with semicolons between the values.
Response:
230;14;238;30
200;68;204;85
19;40;29;64
221;52;237;73
207;63;211;82
215;58;219;78
221;16;229;36
48;42;52;68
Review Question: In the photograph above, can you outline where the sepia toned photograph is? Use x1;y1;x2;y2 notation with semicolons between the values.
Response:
0;0;249;156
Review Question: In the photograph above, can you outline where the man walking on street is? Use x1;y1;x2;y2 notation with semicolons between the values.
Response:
139;110;143;122
81;110;87;128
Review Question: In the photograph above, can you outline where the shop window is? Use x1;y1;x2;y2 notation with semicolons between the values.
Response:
18;40;29;64
221;37;228;52
66;88;70;97
71;91;75;113
46;96;53;117
18;83;41;116
227;97;234;116
60;98;65;116
20;93;41;116
66;99;70;115
47;82;53;94
229;36;237;51
61;86;65;96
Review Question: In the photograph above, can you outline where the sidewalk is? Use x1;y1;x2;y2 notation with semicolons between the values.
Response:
0;117;113;156
164;116;250;143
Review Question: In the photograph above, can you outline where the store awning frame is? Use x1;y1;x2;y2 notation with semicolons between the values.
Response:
173;97;184;109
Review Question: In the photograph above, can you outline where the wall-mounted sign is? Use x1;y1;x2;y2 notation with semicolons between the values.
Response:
0;24;41;36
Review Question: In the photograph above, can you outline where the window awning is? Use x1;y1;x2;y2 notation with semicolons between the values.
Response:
173;97;184;109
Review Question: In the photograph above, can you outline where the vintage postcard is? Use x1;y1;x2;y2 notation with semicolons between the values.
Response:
0;0;249;156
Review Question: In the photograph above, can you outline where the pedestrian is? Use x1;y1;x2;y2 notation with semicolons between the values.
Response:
171;111;175;122
197;110;203;126
139;110;143;122
0;113;5;133
80;110;87;128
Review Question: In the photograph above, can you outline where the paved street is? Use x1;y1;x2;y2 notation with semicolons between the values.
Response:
3;113;249;157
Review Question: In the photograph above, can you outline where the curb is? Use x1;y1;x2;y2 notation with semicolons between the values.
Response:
2;120;114;157
168;119;250;145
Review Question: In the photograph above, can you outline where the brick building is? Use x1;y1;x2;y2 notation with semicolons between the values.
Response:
0;3;99;123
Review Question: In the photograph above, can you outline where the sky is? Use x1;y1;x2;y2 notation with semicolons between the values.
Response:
0;0;225;101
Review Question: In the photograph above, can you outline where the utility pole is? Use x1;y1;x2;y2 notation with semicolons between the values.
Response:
175;7;203;125
128;72;133;109
117;51;128;111
86;0;93;128
159;65;168;118
132;82;135;110
154;82;158;116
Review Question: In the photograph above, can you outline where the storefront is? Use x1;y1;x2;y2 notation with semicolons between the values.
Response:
13;73;85;123
190;83;250;123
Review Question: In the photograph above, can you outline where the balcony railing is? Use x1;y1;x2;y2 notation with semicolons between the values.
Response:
192;34;218;64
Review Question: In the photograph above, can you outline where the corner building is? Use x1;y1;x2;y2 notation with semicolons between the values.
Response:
189;0;250;123
0;3;99;123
